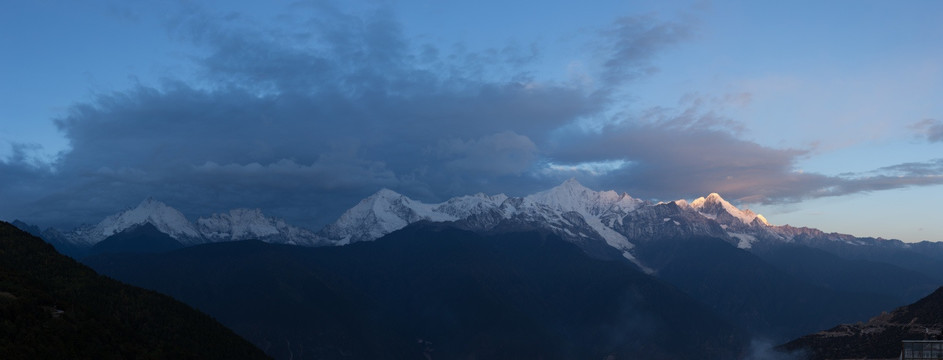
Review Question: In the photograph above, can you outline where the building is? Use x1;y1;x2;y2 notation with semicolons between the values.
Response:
902;340;943;359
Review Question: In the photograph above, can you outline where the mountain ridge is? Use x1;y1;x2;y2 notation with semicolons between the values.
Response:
13;179;939;271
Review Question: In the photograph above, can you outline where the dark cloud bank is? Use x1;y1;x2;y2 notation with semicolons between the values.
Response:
3;3;943;229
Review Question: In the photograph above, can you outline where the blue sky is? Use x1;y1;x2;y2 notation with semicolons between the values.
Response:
2;0;942;242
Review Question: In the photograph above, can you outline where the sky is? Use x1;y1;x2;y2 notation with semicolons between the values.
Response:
2;0;942;242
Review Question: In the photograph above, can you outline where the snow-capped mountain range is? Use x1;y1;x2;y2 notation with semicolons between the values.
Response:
20;179;910;264
321;179;782;248
54;198;325;248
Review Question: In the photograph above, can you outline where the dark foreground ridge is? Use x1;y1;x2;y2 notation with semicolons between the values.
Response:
0;221;269;359
781;286;943;359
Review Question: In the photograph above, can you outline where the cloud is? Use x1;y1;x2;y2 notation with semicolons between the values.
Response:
867;159;943;177
433;132;538;176
599;14;692;88
2;3;610;227
545;159;631;176
4;1;943;230
1;142;60;170
543;105;818;202
811;159;943;198
543;103;943;204
193;157;397;190
912;119;943;142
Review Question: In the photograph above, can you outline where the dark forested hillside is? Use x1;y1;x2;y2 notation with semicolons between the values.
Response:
0;221;268;360
781;286;943;360
86;222;748;360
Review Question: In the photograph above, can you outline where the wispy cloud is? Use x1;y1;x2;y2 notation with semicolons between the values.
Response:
599;14;692;89
912;119;943;143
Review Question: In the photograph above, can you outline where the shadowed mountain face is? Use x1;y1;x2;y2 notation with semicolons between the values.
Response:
781;287;943;360
632;236;908;342
0;221;269;360
785;239;943;284
752;243;939;306
85;223;748;360
89;222;184;255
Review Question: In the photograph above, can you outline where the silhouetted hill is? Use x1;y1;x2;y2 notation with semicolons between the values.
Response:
86;222;748;360
781;287;943;359
0;221;269;359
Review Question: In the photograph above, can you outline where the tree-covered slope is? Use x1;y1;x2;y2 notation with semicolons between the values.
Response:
0;221;269;359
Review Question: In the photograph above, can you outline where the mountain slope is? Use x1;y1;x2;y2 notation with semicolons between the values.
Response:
196;208;324;246
85;223;748;360
785;237;943;283
752;243;939;306
780;286;943;360
12;220;91;258
317;189;456;244
0;221;268;359
89;222;185;255
632;235;904;342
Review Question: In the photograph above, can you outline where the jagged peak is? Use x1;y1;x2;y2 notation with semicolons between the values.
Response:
690;192;727;208
691;192;737;209
368;188;406;201
473;192;509;201
561;177;582;186
333;188;420;221
227;208;267;217
557;178;591;191
90;198;200;243
753;214;770;226
521;179;645;218
343;188;413;213
444;192;509;205
115;198;183;219
527;179;594;207
689;192;769;226
538;178;594;197
197;208;271;222
136;196;168;208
